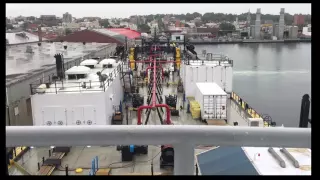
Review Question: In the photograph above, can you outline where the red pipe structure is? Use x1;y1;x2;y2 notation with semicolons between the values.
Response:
152;60;157;107
134;49;173;125
146;66;164;79
137;104;171;125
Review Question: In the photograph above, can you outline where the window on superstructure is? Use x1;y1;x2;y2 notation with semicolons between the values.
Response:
67;74;86;80
84;65;95;69
103;64;113;68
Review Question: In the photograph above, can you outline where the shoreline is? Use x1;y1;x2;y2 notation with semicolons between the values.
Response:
188;39;311;44
157;39;311;44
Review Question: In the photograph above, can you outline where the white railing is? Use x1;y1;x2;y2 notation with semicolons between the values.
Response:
6;125;311;175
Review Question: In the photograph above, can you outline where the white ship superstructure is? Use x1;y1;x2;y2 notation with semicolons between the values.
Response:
30;56;123;126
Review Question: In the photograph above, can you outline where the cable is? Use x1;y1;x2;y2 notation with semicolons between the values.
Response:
56;146;161;172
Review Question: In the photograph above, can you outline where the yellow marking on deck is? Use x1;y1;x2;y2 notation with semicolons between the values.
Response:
37;152;65;175
12;161;32;175
8;146;27;169
95;168;111;175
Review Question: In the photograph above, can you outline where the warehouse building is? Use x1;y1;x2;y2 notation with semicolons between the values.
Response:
6;42;117;126
55;28;141;47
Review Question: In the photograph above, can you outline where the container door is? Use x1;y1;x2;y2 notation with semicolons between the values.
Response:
215;95;227;119
203;95;215;119
42;107;55;126
220;95;227;119
83;106;96;125
72;107;84;125
54;107;67;126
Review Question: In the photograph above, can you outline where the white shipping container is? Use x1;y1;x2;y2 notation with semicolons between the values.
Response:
182;63;233;97
195;82;227;121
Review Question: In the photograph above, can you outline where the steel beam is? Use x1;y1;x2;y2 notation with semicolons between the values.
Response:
6;125;311;175
6;125;310;148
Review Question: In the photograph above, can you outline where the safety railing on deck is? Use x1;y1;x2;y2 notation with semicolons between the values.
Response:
231;92;277;127
30;65;122;94
6;125;311;175
183;53;233;66
231;92;264;119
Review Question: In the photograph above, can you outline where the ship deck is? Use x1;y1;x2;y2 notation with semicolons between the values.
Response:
10;60;251;175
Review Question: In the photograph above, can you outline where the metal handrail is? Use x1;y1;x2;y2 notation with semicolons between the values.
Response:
231;92;263;119
30;65;122;94
6;125;311;175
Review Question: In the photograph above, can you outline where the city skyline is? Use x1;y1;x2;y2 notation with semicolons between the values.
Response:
6;3;311;18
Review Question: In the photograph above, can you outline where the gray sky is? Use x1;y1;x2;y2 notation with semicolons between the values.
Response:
6;3;311;18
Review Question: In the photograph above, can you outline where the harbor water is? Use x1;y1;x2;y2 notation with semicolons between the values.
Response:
195;43;311;127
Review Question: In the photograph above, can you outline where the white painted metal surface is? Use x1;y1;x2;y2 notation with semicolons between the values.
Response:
80;59;99;66
65;66;91;75
100;58;116;66
181;62;233;97
225;66;233;93
6;125;311;175
33;93;107;126
195;83;227;120
248;118;264;127
31;62;123;126
242;147;311;175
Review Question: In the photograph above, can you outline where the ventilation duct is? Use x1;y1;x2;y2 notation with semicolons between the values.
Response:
54;53;65;80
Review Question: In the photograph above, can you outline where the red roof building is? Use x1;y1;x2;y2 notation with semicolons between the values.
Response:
29;31;58;40
107;28;141;39
54;28;140;46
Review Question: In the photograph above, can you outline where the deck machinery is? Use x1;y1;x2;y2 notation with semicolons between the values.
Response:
119;37;183;169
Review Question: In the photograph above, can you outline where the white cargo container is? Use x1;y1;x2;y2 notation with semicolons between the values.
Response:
181;62;233;97
195;82;227;121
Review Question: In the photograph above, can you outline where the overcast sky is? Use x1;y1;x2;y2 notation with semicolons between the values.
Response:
6;3;311;18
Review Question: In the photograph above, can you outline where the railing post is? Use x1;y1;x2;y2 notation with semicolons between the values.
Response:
54;81;57;94
299;94;311;128
173;143;194;175
30;84;33;95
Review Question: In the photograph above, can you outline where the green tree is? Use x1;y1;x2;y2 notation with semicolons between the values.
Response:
138;24;151;33
185;13;194;21
65;28;72;35
145;15;154;23
219;22;235;31
157;18;165;31
192;12;202;18
99;19;110;28
22;22;29;30
6;24;13;30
